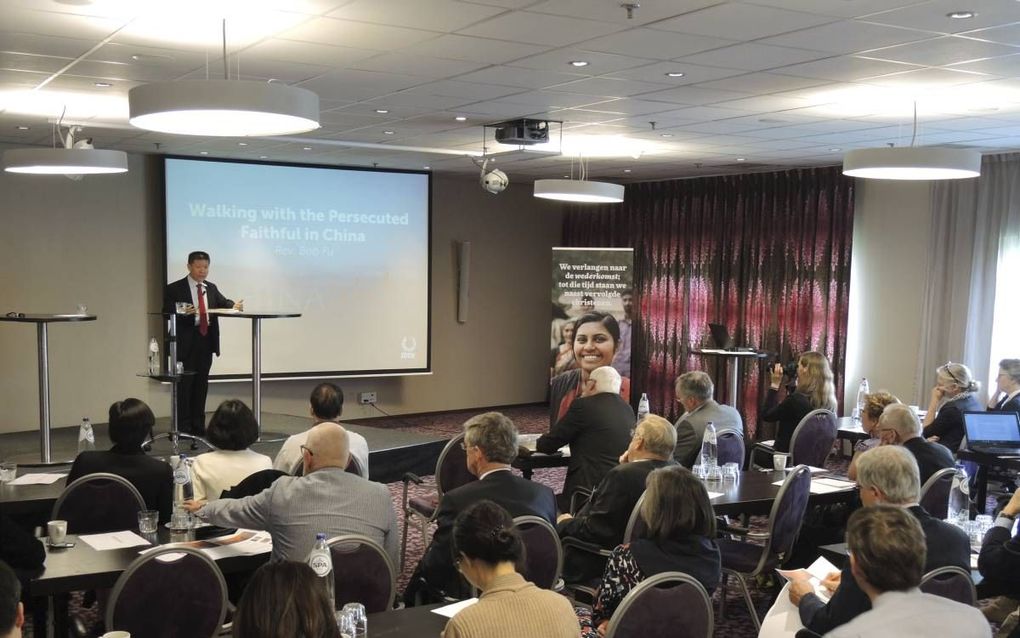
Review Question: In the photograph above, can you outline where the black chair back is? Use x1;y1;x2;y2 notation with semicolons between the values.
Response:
220;469;288;499
106;547;228;638
760;465;812;569
624;491;647;543
920;566;977;606
52;472;146;534
604;571;713;638
329;534;396;613
918;467;956;520
436;432;476;497
717;432;745;468
513;515;562;590
789;410;837;467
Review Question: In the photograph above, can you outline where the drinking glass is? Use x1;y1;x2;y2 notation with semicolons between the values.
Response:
773;453;789;472
0;462;16;483
137;510;159;534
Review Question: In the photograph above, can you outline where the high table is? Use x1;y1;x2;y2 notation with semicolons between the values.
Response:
0;313;96;464
957;448;1020;515
692;349;768;407
216;311;300;439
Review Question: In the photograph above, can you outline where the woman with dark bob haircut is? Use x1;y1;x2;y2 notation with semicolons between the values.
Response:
232;561;340;638
578;466;721;638
441;501;577;638
67;398;173;521
190;399;272;500
548;312;631;428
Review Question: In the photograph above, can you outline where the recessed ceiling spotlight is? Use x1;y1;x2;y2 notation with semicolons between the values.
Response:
238;142;248;146
423;165;430;170
375;109;389;114
94;81;112;88
623;169;632;173
303;146;312;150
383;130;395;135
569;61;589;67
16;125;30;130
736;157;746;162
665;72;685;78
259;155;267;159
829;147;842;152
455;116;467;121
660;133;673;137
946;10;976;18
131;53;174;63
199;151;208;155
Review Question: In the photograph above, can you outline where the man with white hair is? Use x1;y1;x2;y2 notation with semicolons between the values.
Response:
789;445;969;635
538;365;635;512
878;403;955;486
672;371;743;468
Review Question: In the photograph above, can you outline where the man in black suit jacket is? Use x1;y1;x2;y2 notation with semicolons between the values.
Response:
162;251;241;436
877;403;955;486
978;486;1020;598
406;412;557;604
557;414;677;585
791;446;970;635
537;365;634;512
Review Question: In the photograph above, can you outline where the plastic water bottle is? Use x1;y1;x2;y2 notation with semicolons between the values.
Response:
77;417;95;453
948;463;970;526
170;454;194;529
637;393;650;423
700;422;719;479
308;533;336;608
148;337;160;376
852;377;870;424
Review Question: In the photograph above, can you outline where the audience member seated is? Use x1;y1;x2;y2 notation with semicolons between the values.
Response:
978;486;1020;598
185;422;398;564
273;383;369;478
754;352;837;466
232;561;340;638
846;391;900;481
672;371;742;468
67;398;173;522
0;561;25;638
406;412;557;604
577;465;721;638
549;312;630;428
557;414;677;586
191;399;273;500
823;505;988;638
922;362;982;453
537;365;634;511
988;359;1020;414
440;500;577;638
789;446;969;635
878;403;955;486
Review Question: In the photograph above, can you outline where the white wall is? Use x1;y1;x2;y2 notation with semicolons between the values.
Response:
0;151;563;433
843;179;933;413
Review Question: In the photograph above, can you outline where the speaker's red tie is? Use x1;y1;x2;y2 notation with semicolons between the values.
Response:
197;283;208;336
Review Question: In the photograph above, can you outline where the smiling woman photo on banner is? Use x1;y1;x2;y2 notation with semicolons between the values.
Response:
549;312;631;428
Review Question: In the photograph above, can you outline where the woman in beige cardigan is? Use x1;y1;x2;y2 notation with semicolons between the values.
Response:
442;500;577;638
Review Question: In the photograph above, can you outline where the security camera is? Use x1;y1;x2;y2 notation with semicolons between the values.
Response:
72;138;94;150
478;158;508;194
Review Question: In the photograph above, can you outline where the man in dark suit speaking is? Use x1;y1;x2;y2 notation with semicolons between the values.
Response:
163;251;242;436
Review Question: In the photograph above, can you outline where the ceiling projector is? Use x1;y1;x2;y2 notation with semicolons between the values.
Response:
494;118;549;145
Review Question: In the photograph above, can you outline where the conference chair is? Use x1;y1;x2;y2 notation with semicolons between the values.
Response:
717;431;746;468
328;534;397;613
399;432;475;569
918;467;956;520
562;492;647;600
751;410;838;470
513;515;563;591
52;472;146;534
717;465;812;630
603;572;714;638
920;566;978;607
106;547;229;638
219;468;287;499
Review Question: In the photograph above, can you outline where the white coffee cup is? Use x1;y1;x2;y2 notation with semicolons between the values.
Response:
772;453;789;472
47;520;68;544
101;632;131;638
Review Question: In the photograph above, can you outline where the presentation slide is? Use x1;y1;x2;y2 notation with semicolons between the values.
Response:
164;157;430;378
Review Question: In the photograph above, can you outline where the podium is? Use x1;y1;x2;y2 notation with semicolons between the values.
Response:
692;349;768;408
215;311;300;439
146;311;206;453
0;313;96;464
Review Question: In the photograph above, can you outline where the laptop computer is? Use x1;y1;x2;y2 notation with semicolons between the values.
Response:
708;323;734;350
964;411;1020;455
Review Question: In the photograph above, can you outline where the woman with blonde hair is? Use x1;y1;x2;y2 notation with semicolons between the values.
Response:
847;390;900;480
922;362;982;452
761;351;838;454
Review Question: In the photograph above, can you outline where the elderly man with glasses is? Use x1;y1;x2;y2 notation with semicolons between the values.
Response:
877;403;956;487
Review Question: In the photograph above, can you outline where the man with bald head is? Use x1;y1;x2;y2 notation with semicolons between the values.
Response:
185;422;397;564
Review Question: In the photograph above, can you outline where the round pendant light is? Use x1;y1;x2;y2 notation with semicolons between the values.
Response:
129;80;320;137
842;147;981;180
533;179;624;203
3;148;128;174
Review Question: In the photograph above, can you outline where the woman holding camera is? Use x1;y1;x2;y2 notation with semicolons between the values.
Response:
760;351;838;454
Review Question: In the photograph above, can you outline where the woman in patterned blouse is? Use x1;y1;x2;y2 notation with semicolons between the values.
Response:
846;390;900;481
577;466;721;637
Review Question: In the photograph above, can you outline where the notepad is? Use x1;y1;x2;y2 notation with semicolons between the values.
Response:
777;556;839;603
79;531;152;551
6;472;66;485
431;598;478;618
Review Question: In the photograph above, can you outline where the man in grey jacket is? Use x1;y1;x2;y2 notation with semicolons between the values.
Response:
185;422;398;564
672;371;743;468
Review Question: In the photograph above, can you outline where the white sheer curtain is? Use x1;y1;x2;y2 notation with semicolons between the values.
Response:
916;153;1020;403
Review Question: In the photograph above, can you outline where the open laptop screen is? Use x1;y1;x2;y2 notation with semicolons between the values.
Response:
964;411;1020;445
708;323;732;350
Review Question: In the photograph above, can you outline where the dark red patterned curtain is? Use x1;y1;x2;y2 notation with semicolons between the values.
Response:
562;166;854;438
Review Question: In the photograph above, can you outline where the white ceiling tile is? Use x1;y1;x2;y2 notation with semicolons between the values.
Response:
709;93;819;112
695;72;830;94
0;52;70;75
393;33;548;64
759;20;935;55
279;17;439;50
580;29;737;60
113;10;311;51
507;49;653;74
652;3;835;40
0;7;123;40
863;0;1020;34
546;76;673;97
776;56;923;82
525;0;721;25
349;52;487;78
327;0;506;31
499;90;615;109
402;80;523;101
458;12;623;46
859;67;991;89
961;22;1020;46
576;99;692;116
245;39;381;67
861;35;1019;66
677;42;831;71
637;85;753;105
361;92;473;110
295;69;424;100
948;52;1020;76
453;65;586;89
741;1;924;20
606;60;745;85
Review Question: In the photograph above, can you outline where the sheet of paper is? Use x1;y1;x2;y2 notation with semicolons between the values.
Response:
6;472;66;485
706;491;723;499
79;530;152;551
759;439;776;448
776;556;838;603
431;598;478;618
971;554;979;569
758;583;806;637
141;529;273;560
773;477;858;493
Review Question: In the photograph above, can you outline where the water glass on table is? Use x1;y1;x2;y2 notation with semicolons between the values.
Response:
0;461;15;483
722;462;740;481
341;602;367;638
773;453;789;472
137;510;159;535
